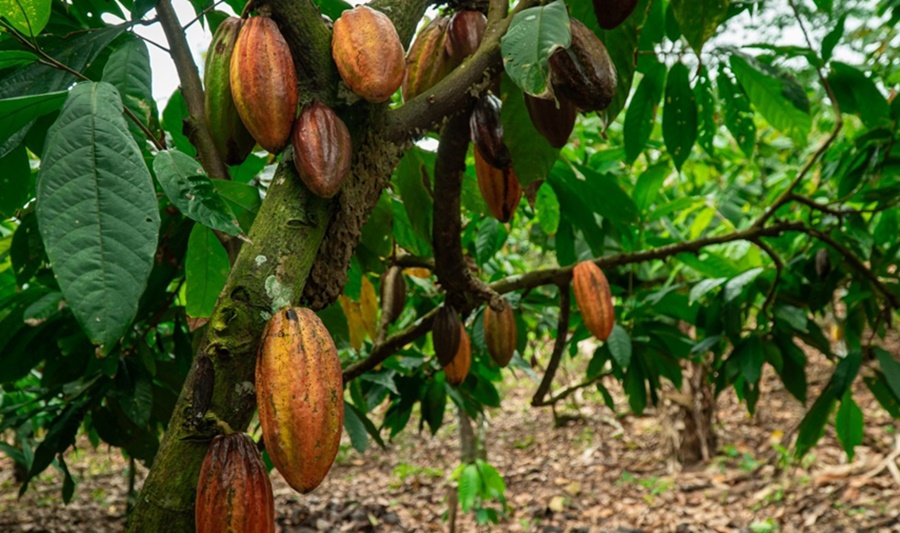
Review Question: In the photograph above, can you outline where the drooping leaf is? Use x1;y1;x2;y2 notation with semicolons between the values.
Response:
729;54;811;144
669;0;730;53
835;391;863;460
827;62;892;129
607;324;632;369
717;68;756;156
185;224;230;319
624;61;665;163
694;66;716;154
500;0;571;96
632;162;670;213
534;182;560;235
393;147;433;251
0;91;68;148
501;76;560;187
101;37;154;143
662;63;697;171
0;144;31;218
0;50;39;70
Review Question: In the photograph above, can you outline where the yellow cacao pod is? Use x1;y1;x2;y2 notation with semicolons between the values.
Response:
474;147;522;223
483;300;516;368
572;261;614;341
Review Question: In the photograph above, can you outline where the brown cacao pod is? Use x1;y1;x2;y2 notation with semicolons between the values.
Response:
474;147;522;223
195;433;275;533
292;101;352;199
469;93;511;169
483;300;516;368
403;16;457;102
446;9;486;62
548;19;617;113
572;261;615;341
433;304;461;367
593;0;639;30
524;94;577;149
332;6;406;103
380;266;406;327
443;325;471;386
256;307;344;494
204;17;255;165
230;16;299;153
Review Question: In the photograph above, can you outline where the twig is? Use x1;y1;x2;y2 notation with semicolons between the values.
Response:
751;238;783;321
183;0;227;30
531;284;571;406
342;307;440;382
791;193;900;216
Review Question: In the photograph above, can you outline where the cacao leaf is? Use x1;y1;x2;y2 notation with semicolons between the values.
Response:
662;62;697;171
729;54;811;144
835;391;863;460
0;0;51;37
669;0;729;54
101;37;154;144
623;60;665;163
500;76;559;187
0;91;68;148
185;225;230;319
717;67;756;156
0;145;31;219
500;0;571;97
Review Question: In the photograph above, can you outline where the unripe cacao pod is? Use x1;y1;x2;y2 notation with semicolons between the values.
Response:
195;433;275;533
474;147;521;223
469;93;511;169
204;17;255;165
572;261;615;341
593;0;639;30
380;266;406;327
443;325;471;386
446;9;486;62
230;16;299;153
433;305;461;367
256;307;344;494
548;19;617;113
292;101;352;199
483;300;517;368
403;16;457;102
524;94;577;149
332;6;406;103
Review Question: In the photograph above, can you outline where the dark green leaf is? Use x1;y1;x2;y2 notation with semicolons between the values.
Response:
607;324;631;369
0;144;31;218
669;0;730;53
662;63;697;171
821;15;845;62
729;54;811;143
393;147;434;249
500;0;571;96
795;387;835;457
501;76;560;187
185;224;230;319
574;164;639;223
623;61;665;163
835;391;863;460
0;91;68;148
0;50;39;70
875;347;900;400
717;68;756;156
534;182;560;235
101;37;154;143
694;66;716;154
343;400;368;453
154;150;241;235
214;180;261;232
827;62;892;129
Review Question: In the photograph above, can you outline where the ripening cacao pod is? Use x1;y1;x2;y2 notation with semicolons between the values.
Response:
195;433;275;533
332;6;406;103
475;147;521;223
292;101;352;199
524;94;577;149
572;261;615;341
380;266;406;327
593;0;639;29
230;16;299;153
443;325;471;386
433;305;462;366
403;16;457;101
446;9;486;62
470;93;511;169
483;300;517;368
548;19;617;113
204;17;255;165
256;307;344;494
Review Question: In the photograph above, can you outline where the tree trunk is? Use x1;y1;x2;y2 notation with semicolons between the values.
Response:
664;360;717;469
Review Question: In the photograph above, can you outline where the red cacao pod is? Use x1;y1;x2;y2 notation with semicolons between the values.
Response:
403;16;457;102
230;16;299;153
593;0;639;30
256;307;344;494
483;300;516;368
524;94;577;149
332;6;406;103
195;433;275;533
572;261;615;341
446;9;486;62
474;147;521;223
548;19;617;113
292;101;352;199
204;17;255;165
469;93;511;169
380;266;406;327
433;304;462;367
443;325;471;386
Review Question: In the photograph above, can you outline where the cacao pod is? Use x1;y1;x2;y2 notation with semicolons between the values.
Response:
446;9;486;62
443;325;471;386
593;0;639;30
483;300;517;368
292;101;352;199
256;307;344;494
469;93;511;169
204;17;255;165
403;16;457;102
380;266;406;327
474;147;522;223
195;433;275;533
433;304;461;367
524;94;577;149
572;261;615;341
332;6;406;103
548;19;617;113
230;16;299;153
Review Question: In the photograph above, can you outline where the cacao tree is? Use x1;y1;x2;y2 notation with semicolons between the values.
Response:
1;0;899;530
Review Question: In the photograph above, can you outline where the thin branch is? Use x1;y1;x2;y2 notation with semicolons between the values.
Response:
394;255;435;270
133;33;171;53
535;373;611;407
531;284;571;407
342;307;440;381
183;0;227;30
751;238;783;321
790;193;900;216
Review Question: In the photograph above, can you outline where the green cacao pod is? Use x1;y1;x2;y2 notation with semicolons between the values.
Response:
204;17;255;165
524;93;577;149
195;433;275;533
548;18;617;113
443;325;471;386
572;261;615;341
433;304;462;367
292;101;352;199
332;6;406;103
474;147;521;223
593;0;639;29
403;16;457;102
256;307;344;494
230;16;299;153
469;93;511;169
446;9;486;62
380;266;406;327
483;300;516;368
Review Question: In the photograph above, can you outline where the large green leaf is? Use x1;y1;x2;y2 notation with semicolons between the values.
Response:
501;76;559;187
694;66;716;154
500;0;571;96
0;50;39;70
0;0;51;37
392;147;433;250
36;82;160;349
669;0;729;53
534;182;560;235
663;63;697;171
729;54;811;144
101;37;154;142
717;68;756;156
632;162;670;213
185;224;230;319
835;391;863;460
0;91;68;147
623;61;665;163
0;144;31;218
574;164;639;223
827;62;891;129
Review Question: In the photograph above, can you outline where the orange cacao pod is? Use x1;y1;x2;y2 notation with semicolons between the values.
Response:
256;307;344;493
483;300;516;368
446;9;486;62
548;19;617;112
403;16;457;101
443;325;471;386
474;147;521;223
380;266;406;327
572;261;615;341
292;101;352;199
230;16;299;153
195;433;275;533
332;6;405;103
433;304;461;367
524;94;577;149
469;93;511;169
593;0;639;29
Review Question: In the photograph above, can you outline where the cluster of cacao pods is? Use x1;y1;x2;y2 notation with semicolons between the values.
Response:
572;261;615;341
